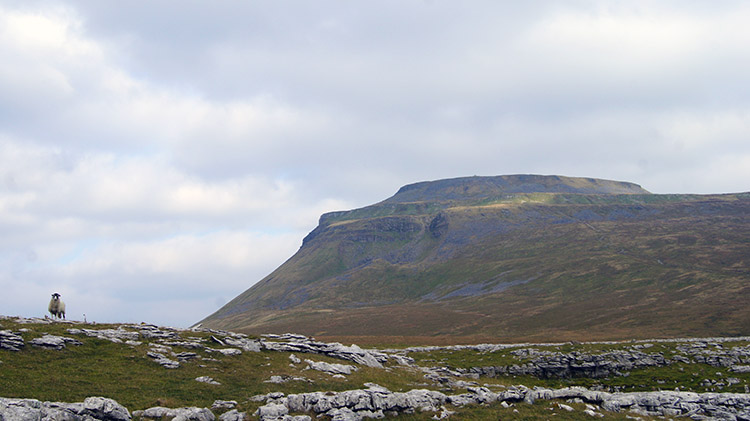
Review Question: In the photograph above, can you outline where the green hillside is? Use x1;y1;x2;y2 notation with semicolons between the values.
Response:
199;175;750;343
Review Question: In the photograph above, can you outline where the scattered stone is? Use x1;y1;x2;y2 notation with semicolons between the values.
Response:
0;330;24;351
222;336;261;352
176;352;199;362
68;327;140;343
584;408;604;417
261;336;386;368
163;340;205;349
255;402;288;419
147;351;180;369
304;359;358;375
265;375;311;384
9;317;53;324
138;324;180;339
558;403;575;411
289;354;302;364
218;409;246;421
30;334;82;350
209;347;242;356
211;400;237;410
82;397;132;420
195;376;221;385
137;406;215;421
432;406;455;419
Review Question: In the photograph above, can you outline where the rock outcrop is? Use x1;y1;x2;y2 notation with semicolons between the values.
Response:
0;330;24;351
399;338;750;383
259;334;387;368
304;359;358;375
134;405;216;421
252;384;750;420
0;397;130;421
30;334;83;350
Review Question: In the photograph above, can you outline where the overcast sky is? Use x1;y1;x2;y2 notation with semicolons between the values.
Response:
1;1;749;327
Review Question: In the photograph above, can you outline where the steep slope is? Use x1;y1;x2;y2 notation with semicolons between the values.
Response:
199;175;750;342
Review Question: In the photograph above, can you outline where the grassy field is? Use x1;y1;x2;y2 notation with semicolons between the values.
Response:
2;317;749;420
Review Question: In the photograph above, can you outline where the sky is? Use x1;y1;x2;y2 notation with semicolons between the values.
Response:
1;1;749;328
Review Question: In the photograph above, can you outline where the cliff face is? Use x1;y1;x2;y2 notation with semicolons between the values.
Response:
199;175;750;341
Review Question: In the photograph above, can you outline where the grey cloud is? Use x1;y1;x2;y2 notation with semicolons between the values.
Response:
0;1;748;327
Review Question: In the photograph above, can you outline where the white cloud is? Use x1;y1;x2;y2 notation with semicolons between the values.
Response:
0;1;749;327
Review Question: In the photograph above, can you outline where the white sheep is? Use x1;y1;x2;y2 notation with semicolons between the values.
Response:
48;293;66;320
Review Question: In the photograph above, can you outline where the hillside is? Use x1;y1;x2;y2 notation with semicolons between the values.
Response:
199;175;750;342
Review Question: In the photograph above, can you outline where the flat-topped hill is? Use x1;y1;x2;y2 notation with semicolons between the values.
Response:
199;175;750;343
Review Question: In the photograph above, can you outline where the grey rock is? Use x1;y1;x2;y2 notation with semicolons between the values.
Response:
147;351;180;369
210;335;226;346
209;347;242;356
211;400;237;410
67;327;140;343
0;398;46;421
163;340;205;350
261;338;385;368
0;396;130;421
266;375;287;384
195;376;221;385
304;359;358;375
139;406;214;421
326;407;358;421
222;336;261;352
258;384;750;420
82;397;131;421
218;409;246;421
176;352;199;362
137;325;181;340
255;402;289;420
30;334;82;350
0;330;24;351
